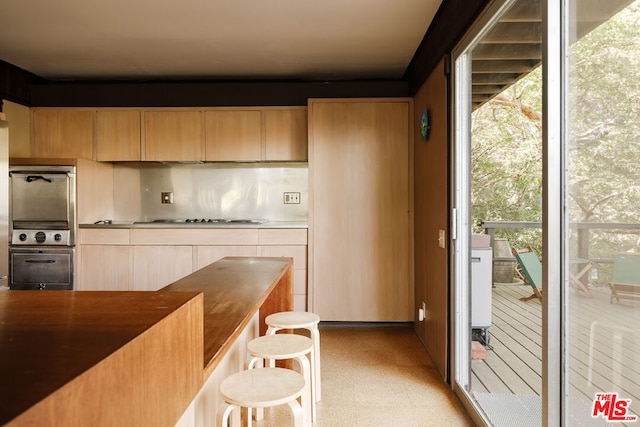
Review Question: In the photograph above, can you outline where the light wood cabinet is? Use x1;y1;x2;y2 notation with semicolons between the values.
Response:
132;245;193;291
30;107;306;162
264;109;308;161
96;110;141;161
144;111;203;161
78;228;130;291
194;246;258;270
33;109;94;159
309;99;412;322
79;245;132;290
205;110;262;161
78;227;308;309
205;107;307;161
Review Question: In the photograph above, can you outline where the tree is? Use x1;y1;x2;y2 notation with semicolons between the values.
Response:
471;1;640;264
471;68;543;251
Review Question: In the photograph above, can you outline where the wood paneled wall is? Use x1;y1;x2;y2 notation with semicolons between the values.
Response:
413;58;449;380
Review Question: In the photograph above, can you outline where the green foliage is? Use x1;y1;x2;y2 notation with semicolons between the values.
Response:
471;2;640;264
471;68;543;251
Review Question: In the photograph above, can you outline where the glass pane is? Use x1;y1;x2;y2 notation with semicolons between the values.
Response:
567;1;640;424
469;0;543;424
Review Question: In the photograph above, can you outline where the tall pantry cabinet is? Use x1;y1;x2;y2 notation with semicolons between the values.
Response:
308;99;412;322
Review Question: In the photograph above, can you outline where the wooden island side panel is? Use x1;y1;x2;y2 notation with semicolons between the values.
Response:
2;291;203;427
161;256;293;376
1;257;293;427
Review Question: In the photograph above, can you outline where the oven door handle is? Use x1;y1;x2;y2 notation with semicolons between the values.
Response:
25;259;57;263
26;175;53;183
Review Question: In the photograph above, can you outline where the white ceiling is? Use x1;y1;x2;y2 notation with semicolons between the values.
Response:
0;0;442;81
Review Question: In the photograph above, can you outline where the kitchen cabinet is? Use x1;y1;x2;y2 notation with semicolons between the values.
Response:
309;98;412;321
144;111;203;161
79;245;132;290
30;106;305;162
264;108;308;161
77;227;308;309
205;107;307;162
132;245;193;291
205;110;262;161
96;110;141;161
194;246;258;270
78;229;131;291
33;109;94;159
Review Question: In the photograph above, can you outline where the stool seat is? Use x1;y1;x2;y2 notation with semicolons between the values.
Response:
220;367;305;408
247;334;314;426
247;334;313;360
265;311;320;329
265;311;322;403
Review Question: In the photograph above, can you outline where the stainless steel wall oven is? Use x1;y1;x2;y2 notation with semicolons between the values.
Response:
8;165;76;290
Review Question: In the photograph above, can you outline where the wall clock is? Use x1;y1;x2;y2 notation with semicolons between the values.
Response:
420;107;430;141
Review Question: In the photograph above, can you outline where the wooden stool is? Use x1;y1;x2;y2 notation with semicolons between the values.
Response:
218;367;305;427
247;334;314;427
265;311;322;402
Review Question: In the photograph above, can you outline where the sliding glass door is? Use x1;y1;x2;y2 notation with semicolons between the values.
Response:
565;1;640;425
452;0;640;425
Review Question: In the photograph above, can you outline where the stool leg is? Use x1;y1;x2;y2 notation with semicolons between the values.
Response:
295;355;312;427
266;326;281;335
246;357;264;423
309;325;321;402
285;399;304;427
218;403;236;427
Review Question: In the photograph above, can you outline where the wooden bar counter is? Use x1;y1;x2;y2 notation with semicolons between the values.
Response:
0;256;293;427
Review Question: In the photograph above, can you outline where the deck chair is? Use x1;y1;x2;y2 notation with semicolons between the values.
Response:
512;246;543;302
609;253;640;303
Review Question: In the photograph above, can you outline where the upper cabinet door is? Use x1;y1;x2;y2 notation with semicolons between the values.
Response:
33;109;95;159
205;110;262;161
264;108;308;161
144;111;203;161
96;110;141;161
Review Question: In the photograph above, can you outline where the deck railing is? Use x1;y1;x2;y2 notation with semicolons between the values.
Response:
480;220;640;265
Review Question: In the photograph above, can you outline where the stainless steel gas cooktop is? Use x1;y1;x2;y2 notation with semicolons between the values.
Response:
133;218;268;225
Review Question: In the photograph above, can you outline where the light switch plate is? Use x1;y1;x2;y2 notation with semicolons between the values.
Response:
161;192;174;204
284;192;300;204
438;229;446;248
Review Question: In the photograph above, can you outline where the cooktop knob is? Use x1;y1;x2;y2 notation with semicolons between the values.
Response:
35;231;46;243
54;233;62;242
19;233;27;242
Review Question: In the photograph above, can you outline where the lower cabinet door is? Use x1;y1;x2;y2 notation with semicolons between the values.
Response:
80;245;132;291
133;246;193;291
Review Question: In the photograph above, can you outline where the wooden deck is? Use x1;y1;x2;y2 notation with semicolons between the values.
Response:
471;283;640;424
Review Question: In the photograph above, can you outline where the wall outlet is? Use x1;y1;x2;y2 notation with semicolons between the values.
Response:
284;192;300;204
161;192;174;204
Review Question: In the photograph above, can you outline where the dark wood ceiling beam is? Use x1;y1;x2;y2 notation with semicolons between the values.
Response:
472;73;521;84
483;22;542;43
404;0;490;95
472;85;507;94
472;94;495;103
473;43;541;60
499;0;541;22
472;59;539;73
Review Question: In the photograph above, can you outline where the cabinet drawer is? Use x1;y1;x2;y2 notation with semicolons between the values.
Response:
79;229;130;245
257;245;307;270
258;229;307;245
130;228;259;245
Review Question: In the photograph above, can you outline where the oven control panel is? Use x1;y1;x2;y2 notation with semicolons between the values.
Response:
11;230;71;246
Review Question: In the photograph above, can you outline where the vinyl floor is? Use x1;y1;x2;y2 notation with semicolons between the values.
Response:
254;325;474;427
